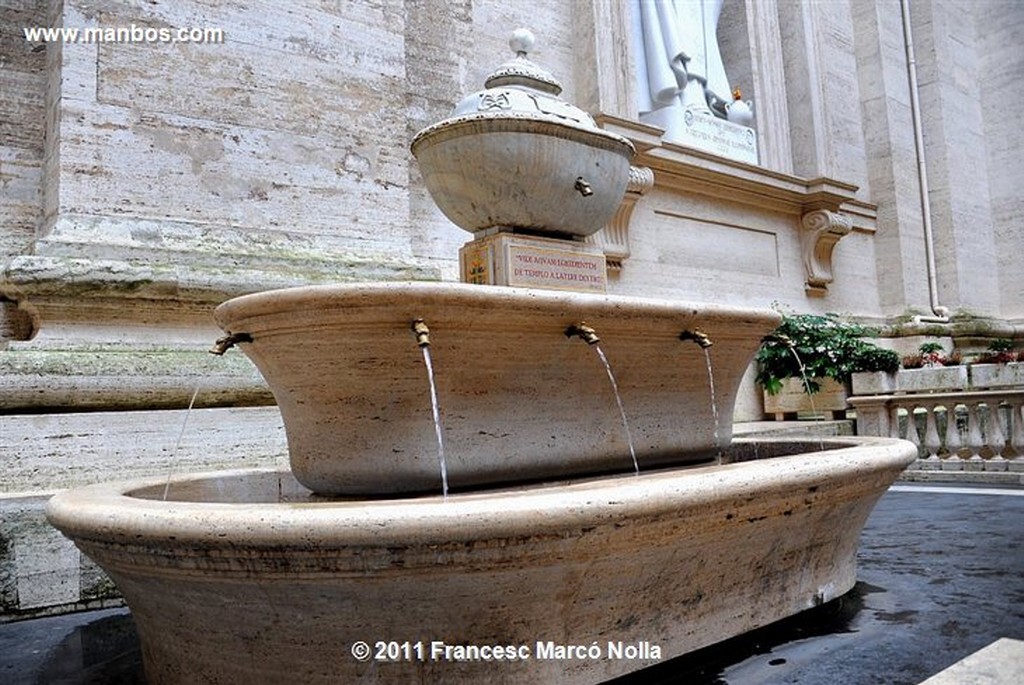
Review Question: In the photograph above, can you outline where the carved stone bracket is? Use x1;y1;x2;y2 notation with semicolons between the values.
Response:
587;165;655;270
801;209;852;295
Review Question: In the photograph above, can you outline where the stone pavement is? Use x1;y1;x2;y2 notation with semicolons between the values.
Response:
1;482;1021;685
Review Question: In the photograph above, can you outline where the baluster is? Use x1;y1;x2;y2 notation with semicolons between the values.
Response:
916;402;942;470
962;401;984;471
985;400;1008;471
888;405;902;440
923;403;942;458
1009;400;1024;471
904;404;923;463
945;402;963;459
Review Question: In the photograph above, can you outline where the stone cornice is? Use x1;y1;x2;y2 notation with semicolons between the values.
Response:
596;114;876;294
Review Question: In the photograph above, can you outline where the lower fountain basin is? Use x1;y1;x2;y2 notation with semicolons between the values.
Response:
46;437;915;685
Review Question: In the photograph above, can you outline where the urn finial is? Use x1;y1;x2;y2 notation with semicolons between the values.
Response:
509;28;534;56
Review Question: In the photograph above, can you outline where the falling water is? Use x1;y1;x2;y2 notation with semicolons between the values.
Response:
420;345;450;499
162;382;202;501
593;345;639;475
787;347;825;452
702;348;723;465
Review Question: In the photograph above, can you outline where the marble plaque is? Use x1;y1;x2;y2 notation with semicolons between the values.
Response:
677;111;758;165
459;233;607;293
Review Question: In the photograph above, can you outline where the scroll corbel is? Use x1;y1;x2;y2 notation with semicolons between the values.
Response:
801;209;852;295
587;166;655;271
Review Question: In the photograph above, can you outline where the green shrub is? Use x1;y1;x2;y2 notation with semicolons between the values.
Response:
756;313;899;395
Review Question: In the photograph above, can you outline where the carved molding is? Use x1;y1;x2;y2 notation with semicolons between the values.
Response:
801;209;852;295
587;165;655;270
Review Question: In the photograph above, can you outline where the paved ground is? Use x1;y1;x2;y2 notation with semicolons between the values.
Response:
2;483;1022;685
611;483;1024;685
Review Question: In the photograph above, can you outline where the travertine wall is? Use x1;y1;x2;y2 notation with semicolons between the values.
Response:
0;0;46;325
976;0;1024;319
1;0;1021;620
22;0;585;280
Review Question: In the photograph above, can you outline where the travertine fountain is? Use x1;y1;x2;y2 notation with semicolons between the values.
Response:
46;31;915;684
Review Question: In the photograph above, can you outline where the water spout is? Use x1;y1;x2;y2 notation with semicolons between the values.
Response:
680;329;713;349
574;176;593;197
566;322;600;345
412;319;431;347
210;332;253;355
762;333;794;348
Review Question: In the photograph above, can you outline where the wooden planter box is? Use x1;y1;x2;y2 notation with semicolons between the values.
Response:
763;377;849;421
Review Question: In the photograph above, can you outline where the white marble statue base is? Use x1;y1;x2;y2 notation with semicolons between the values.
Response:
643;106;758;165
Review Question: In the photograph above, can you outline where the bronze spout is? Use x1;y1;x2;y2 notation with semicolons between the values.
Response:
679;329;713;349
210;332;253;355
574;177;593;197
762;333;794;348
566;322;601;345
412;319;431;347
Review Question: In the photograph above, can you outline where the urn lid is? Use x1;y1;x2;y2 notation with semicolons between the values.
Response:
414;29;629;143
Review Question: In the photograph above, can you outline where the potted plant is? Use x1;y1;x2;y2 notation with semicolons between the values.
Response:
969;338;1024;389
756;313;899;419
888;339;966;393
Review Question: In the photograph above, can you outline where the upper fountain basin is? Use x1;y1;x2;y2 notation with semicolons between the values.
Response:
213;282;781;496
410;29;634;238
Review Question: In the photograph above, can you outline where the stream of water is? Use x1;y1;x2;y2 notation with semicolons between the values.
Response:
702;348;723;465
161;382;203;501
594;344;639;475
420;345;450;499
788;347;826;451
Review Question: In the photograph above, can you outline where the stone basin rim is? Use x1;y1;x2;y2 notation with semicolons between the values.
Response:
46;437;916;549
410;112;636;156
213;281;783;330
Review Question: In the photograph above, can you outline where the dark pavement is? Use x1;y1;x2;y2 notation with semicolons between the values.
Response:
2;483;1022;685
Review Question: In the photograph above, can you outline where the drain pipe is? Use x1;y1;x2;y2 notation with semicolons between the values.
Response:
901;0;949;324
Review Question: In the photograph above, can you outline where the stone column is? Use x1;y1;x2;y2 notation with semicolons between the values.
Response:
849;0;932;316
777;0;870;195
907;0;1001;318
974;0;1024;321
737;0;793;173
974;0;1024;320
571;0;638;120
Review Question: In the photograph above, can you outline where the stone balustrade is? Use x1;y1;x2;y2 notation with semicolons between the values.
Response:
849;389;1024;473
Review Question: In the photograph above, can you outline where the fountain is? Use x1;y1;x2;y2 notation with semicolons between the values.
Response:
45;31;915;685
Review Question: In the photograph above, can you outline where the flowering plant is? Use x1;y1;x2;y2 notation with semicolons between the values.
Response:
756;313;899;395
976;338;1023;364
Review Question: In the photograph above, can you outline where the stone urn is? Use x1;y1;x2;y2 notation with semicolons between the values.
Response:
411;29;634;238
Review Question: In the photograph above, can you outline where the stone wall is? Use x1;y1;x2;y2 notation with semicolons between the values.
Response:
976;0;1024;320
1;0;47;340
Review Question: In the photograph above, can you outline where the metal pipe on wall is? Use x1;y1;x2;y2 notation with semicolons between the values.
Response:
900;0;949;324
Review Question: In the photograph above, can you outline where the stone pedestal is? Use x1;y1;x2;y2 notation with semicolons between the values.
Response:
459;233;607;293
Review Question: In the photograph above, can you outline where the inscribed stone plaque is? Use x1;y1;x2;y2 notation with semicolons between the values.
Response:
677;111;758;165
459;233;607;293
